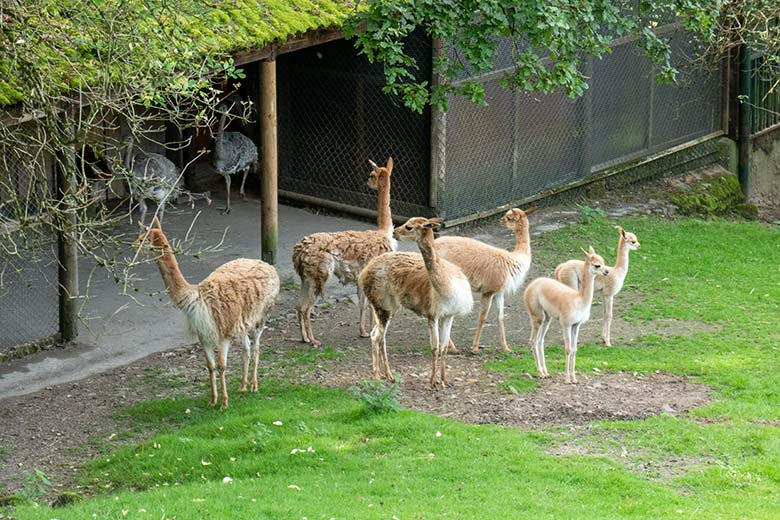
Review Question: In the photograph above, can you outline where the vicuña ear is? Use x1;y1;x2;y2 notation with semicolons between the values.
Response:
424;217;444;229
524;207;538;215
581;247;590;258
151;216;162;230
619;226;626;238
386;157;394;172
368;159;379;172
588;245;596;254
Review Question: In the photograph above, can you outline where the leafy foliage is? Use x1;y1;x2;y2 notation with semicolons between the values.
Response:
350;379;400;415
346;0;722;112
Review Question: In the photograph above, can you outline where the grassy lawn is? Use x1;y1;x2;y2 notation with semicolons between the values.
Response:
10;216;780;519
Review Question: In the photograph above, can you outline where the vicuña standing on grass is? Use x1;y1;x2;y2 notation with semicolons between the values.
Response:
436;207;535;354
523;246;608;384
292;158;396;347
359;217;473;388
554;227;640;346
135;217;279;409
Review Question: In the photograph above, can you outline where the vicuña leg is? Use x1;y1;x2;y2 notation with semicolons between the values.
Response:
218;340;230;409
570;323;581;384
297;278;320;346
539;316;552;377
495;292;510;353
379;312;394;382
371;308;392;381
239;335;251;392
357;286;371;338
603;294;614;347
439;316;455;388
471;293;494;354
563;324;579;384
251;325;264;392
202;345;218;407
428;318;440;389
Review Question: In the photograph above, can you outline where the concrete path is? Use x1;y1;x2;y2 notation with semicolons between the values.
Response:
0;197;417;399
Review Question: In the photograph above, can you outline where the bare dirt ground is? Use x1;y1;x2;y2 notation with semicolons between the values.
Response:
0;168;740;497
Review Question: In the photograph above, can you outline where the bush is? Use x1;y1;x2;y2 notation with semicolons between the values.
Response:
671;174;757;219
349;380;400;415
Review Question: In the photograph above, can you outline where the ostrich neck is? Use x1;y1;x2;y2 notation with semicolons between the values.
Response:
155;247;194;306
417;228;448;294
512;223;531;256
376;177;392;233
614;237;629;272
579;261;597;307
124;138;134;170
215;112;227;156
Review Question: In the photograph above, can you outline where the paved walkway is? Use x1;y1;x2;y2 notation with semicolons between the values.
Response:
0;197;418;398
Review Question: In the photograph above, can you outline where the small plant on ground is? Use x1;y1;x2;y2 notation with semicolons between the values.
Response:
578;204;607;224
349;380;400;415
19;469;51;503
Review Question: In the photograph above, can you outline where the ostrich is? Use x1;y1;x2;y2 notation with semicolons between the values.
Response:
123;135;182;226
211;100;259;214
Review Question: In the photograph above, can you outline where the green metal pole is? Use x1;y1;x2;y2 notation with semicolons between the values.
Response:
738;44;752;195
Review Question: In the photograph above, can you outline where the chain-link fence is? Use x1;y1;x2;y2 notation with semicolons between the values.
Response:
441;25;724;220
277;30;432;219
0;135;60;353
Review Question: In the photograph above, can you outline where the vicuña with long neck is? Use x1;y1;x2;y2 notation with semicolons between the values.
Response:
359;217;473;389
524;246;609;384
554;227;640;346
436;207;536;353
136;217;279;409
292;158;396;347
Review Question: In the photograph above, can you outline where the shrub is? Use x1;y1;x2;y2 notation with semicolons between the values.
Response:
349;380;400;415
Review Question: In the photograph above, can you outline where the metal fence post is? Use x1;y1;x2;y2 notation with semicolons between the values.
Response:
56;149;79;341
738;44;752;195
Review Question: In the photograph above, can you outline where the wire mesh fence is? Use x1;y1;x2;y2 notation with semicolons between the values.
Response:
0;136;60;352
277;30;432;219
441;25;723;220
750;51;780;135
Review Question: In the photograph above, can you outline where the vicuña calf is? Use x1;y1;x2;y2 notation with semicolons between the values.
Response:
436;207;535;353
554;227;640;346
523;247;608;384
136;217;279;409
358;217;473;388
292;158;396;346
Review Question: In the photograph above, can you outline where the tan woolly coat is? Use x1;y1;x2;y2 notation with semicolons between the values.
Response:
292;230;395;294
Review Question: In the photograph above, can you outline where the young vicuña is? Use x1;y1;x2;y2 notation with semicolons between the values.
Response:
292;158;396;347
135;217;279;409
523;246;609;384
358;217;473;389
554;227;639;346
436;207;535;353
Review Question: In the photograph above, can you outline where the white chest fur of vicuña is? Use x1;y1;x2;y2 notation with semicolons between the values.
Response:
179;292;219;347
438;271;474;317
504;255;531;295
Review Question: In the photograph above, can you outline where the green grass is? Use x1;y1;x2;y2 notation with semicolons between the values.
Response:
11;216;780;519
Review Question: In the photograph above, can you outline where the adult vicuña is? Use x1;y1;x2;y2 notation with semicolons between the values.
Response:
523;246;608;384
436;207;535;353
554;227;640;346
292;158;396;347
135;217;279;409
359;217;473;389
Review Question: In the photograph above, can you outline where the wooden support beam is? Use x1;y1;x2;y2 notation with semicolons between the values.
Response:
260;59;278;265
56;149;79;341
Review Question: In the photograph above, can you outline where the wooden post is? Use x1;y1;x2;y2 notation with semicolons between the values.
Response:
56;149;79;341
260;59;278;265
